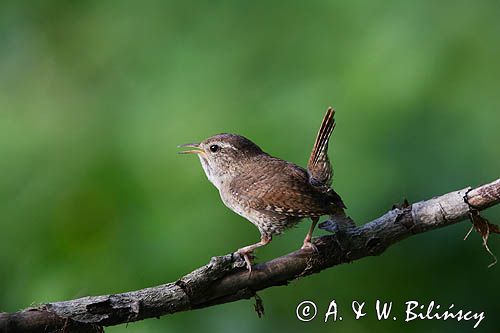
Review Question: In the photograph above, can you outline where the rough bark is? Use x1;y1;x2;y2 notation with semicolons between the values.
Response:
1;179;499;333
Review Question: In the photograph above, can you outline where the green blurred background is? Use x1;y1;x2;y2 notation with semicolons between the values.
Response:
1;1;499;332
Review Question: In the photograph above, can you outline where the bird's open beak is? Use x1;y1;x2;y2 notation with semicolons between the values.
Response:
177;143;203;155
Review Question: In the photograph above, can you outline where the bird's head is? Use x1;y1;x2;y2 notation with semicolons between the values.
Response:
178;133;263;189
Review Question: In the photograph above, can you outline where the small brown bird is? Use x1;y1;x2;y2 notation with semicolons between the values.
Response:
179;107;351;271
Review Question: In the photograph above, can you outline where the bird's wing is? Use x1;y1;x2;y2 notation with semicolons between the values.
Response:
229;158;336;218
307;107;335;187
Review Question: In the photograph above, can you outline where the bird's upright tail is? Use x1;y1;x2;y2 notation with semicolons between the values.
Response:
308;107;354;233
307;107;336;187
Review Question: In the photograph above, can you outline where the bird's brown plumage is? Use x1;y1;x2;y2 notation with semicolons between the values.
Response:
230;156;340;217
225;153;345;237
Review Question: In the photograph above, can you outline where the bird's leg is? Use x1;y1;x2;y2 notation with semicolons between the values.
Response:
301;217;319;252
237;235;271;272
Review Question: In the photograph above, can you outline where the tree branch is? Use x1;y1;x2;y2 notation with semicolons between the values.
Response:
1;179;499;333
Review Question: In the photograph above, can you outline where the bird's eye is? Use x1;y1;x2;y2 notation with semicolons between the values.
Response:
209;144;220;153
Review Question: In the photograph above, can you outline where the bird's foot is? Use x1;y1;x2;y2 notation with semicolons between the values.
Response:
236;236;271;273
301;240;319;253
237;250;255;272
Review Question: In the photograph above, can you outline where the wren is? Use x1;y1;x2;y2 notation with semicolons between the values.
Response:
179;107;351;271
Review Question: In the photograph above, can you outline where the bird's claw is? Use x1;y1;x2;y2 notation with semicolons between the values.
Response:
237;250;255;273
301;240;319;253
